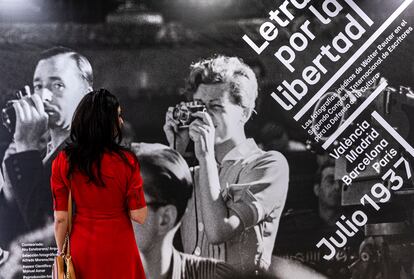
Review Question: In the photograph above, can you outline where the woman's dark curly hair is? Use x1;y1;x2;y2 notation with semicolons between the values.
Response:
64;88;137;187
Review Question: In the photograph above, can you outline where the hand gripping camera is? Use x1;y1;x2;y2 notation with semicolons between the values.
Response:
1;88;29;133
172;101;206;128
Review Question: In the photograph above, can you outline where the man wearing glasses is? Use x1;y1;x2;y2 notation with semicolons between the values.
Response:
131;143;233;279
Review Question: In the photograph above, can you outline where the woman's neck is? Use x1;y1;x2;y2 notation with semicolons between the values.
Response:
215;133;247;163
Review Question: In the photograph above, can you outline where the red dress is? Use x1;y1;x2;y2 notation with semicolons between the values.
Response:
51;150;146;279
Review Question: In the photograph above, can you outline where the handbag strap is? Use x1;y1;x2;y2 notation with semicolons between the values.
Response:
68;189;73;234
63;186;73;257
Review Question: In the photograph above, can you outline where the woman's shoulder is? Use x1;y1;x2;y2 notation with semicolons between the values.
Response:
121;149;138;162
106;149;138;165
54;149;67;163
120;148;134;156
51;150;69;174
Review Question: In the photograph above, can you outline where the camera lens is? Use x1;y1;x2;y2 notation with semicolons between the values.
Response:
1;103;15;133
179;109;190;122
172;107;181;120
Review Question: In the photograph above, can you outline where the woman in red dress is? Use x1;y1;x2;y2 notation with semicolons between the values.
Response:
51;88;147;278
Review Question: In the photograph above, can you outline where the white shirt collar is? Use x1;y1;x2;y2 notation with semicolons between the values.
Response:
221;138;259;162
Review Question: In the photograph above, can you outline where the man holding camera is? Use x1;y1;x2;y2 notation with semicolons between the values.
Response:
164;55;289;273
0;47;93;249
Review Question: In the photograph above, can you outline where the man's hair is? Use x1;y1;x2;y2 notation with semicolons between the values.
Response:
185;55;258;110
133;144;193;224
39;46;93;87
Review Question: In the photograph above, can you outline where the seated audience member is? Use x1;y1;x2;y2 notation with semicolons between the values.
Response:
163;55;289;273
132;143;234;279
274;159;361;279
314;159;342;226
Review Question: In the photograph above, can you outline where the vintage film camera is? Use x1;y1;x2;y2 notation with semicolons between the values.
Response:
172;101;206;128
1;87;32;133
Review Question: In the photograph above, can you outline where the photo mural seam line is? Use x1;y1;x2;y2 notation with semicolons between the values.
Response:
322;81;388;149
371;110;414;157
294;0;413;121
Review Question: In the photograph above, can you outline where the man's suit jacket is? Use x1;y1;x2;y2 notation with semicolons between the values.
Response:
0;141;67;248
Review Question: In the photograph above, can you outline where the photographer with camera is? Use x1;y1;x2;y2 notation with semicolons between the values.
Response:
0;47;93;253
163;55;289;273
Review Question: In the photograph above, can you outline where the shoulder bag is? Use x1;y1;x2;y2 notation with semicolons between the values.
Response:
52;189;76;279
